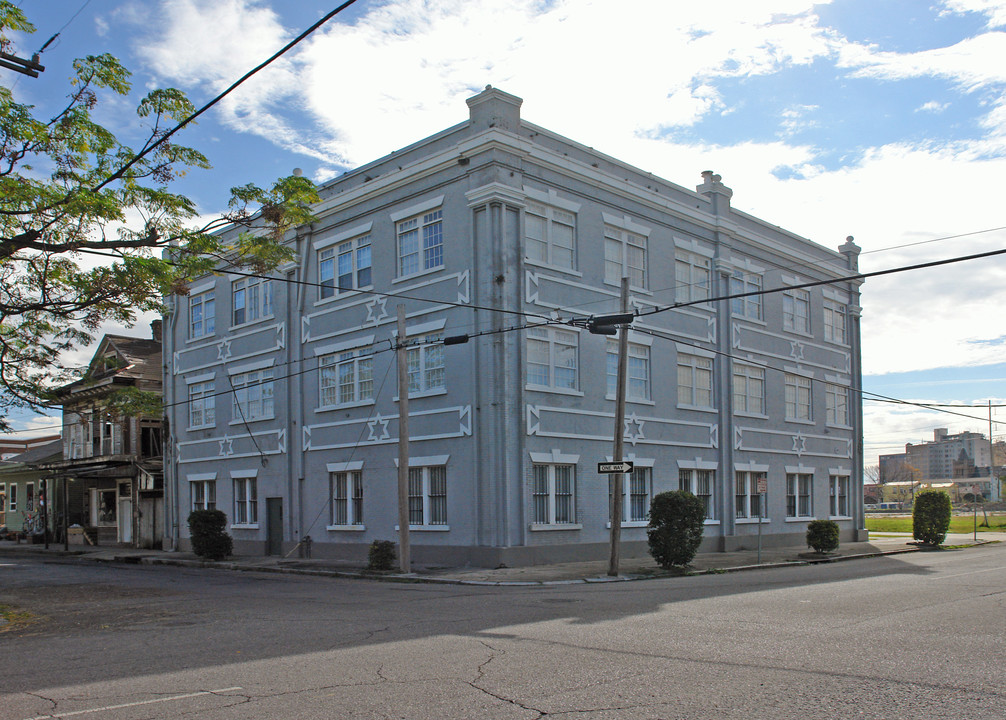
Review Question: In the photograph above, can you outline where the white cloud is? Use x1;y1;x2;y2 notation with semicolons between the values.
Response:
916;100;949;113
941;0;1006;29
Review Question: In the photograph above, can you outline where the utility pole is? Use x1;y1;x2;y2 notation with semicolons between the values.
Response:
989;401;999;502
396;305;412;573
608;277;630;577
0;51;45;77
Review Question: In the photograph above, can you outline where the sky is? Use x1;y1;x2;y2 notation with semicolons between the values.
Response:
6;0;1006;468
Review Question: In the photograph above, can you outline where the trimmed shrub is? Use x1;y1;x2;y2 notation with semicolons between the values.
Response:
368;540;396;571
647;490;706;569
187;510;233;561
913;489;952;546
806;519;840;553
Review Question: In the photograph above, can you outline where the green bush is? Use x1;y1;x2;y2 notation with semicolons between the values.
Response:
368;540;396;571
806;519;840;553
913;489;952;546
187;510;233;560
647;490;706;569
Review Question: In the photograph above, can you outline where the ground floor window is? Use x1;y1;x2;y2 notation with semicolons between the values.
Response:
190;480;216;512
609;466;651;523
331;471;364;526
735;471;766;519
94;488;117;526
786;473;813;518
408;466;447;526
234;477;258;525
830;475;850;517
679;468;715;520
533;463;576;525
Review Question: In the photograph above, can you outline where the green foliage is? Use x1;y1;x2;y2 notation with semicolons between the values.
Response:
187;510;233;561
367;540;396;571
913;490;952;546
806;519;840;553
0;10;319;430
647;490;707;569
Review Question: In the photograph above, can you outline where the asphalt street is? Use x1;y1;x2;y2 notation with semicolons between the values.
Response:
1;544;1004;719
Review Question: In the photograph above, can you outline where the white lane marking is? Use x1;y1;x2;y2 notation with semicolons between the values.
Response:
931;566;1005;581
22;687;243;720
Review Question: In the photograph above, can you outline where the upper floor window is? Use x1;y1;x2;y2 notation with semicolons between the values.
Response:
604;226;647;288
823;300;847;344
784;373;812;422
407;333;445;395
733;364;765;415
189;381;215;429
320;348;374;407
675;251;710;303
527;326;578;391
526;201;575;269
231;368;274;422
826;383;849;426
232;277;273;327
398;209;443;277
606;341;650;402
678;353;713;409
189;289;215;339
320;235;372;299
730;270;762;319
783;288;811;334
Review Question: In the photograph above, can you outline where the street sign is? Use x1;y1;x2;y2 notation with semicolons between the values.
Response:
757;477;768;494
598;461;634;474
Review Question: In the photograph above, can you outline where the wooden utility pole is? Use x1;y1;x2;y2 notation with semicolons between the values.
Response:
608;277;630;577
396;305;412;573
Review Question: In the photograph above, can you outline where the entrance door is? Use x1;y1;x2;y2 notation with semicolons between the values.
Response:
266;497;283;556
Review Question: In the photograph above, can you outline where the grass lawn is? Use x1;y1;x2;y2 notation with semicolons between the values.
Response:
866;514;1006;533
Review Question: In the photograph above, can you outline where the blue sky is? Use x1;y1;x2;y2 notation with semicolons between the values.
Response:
6;0;1006;466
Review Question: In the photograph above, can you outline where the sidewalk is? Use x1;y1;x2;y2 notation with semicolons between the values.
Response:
1;532;999;586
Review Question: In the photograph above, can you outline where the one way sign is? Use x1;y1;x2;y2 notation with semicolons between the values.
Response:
598;461;634;474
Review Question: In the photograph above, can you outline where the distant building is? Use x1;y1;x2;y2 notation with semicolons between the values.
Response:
0;434;60;461
906;428;990;481
163;87;866;566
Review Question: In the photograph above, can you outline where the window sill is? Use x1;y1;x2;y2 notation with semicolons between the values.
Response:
326;524;366;532
785;418;815;426
524;259;582;278
677;404;717;414
735;517;771;524
530;523;582;532
734;412;768;420
825;423;853;431
602;280;652;296
392;266;443;285
783;328;814;339
605;394;654;406
829;515;852;521
394;524;450;532
316;399;376;412
732;316;766;326
314;286;374;306
393;388;447;402
230;523;259;530
785;517;814;523
823;338;849;347
186;334;216;345
605;521;648;528
231;315;276;332
186;424;217;432
526;385;584;397
703;519;720;526
229;417;275;426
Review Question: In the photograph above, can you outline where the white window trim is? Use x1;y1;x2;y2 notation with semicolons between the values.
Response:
605;457;654;527
678;464;719;524
389;195;445;223
734;467;769;523
524;186;582;213
184;372;216;385
529;459;579;529
393;458;450;530
829;473;852;519
228;358;276;376
526;326;580;393
313;221;374;251
230;470;259;529
785;466;815;521
327;466;365;531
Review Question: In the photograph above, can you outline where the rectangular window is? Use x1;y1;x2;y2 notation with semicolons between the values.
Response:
407;465;447;526
533;464;576;525
26;482;34;512
783;288;811;334
830;475;850;517
0;483;5;516
398;209;443;277
8;483;16;512
190;480;216;512
331;471;364;526
526;201;575;269
679;468;715;519
609;466;652;524
321;235;372;299
233;477;258;525
678;354;713;408
785;373;813;421
604;226;647;288
730;270;762;319
675;252;710;303
231;369;274;421
527;327;578;391
189;289;215;339
189;381;215;428
320;348;374;407
406;332;445;395
735;471;765;519
606;342;650;402
733;364;765;415
824;300;847;344
786;473;813;518
826;383;849;426
232;277;273;327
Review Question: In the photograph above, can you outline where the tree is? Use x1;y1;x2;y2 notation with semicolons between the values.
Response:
0;3;318;429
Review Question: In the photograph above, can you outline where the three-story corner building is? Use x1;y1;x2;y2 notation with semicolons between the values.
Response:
163;87;865;566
